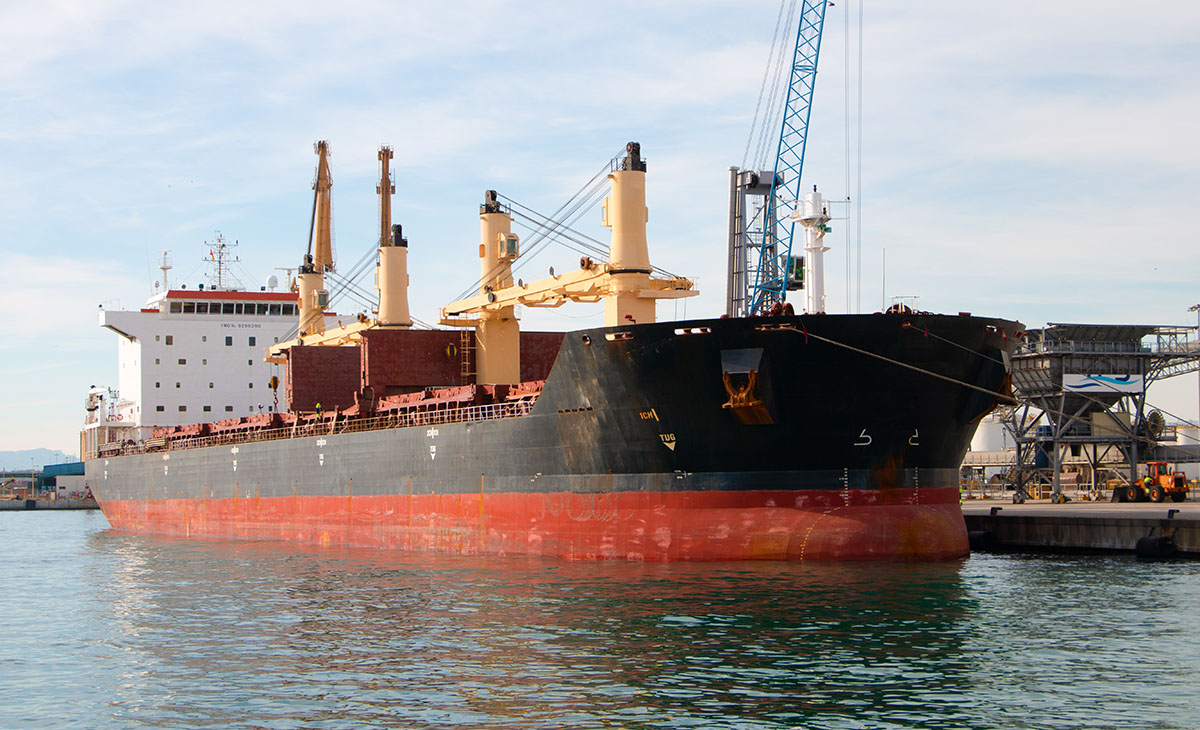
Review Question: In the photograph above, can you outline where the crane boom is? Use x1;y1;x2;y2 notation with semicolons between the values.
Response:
309;140;335;273
745;0;829;315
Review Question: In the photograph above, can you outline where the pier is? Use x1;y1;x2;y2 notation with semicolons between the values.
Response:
0;498;99;511
962;501;1200;557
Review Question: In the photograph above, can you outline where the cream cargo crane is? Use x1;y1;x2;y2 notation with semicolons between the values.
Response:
268;143;412;361
375;145;412;328
439;143;697;384
297;140;335;338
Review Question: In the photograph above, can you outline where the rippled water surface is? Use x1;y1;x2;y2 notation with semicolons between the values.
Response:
2;510;1198;729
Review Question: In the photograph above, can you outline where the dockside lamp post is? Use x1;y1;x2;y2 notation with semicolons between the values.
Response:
1191;304;1200;428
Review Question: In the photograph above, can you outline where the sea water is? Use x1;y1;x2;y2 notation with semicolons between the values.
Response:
1;510;1197;729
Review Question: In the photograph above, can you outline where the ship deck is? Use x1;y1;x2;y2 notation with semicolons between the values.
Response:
97;395;537;458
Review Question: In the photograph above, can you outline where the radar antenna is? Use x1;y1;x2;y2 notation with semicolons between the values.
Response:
202;232;242;290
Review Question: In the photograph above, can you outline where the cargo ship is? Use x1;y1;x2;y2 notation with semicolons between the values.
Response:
84;142;1021;561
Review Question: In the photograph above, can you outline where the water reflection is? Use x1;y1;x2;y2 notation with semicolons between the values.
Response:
0;509;1161;729
85;533;987;729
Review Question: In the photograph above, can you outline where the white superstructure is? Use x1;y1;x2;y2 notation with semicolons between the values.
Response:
83;145;374;458
83;254;340;457
100;287;304;425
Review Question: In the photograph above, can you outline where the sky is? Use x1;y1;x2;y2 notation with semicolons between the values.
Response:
1;0;1198;455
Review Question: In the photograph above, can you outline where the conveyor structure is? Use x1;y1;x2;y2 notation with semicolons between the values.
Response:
1004;323;1200;502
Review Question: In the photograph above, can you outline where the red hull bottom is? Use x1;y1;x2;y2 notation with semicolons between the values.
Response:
98;487;968;561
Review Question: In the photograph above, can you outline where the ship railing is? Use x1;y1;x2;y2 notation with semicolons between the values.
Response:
102;398;537;456
1016;340;1144;356
332;400;535;434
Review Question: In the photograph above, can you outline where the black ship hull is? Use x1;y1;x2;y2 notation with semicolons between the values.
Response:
88;313;1019;560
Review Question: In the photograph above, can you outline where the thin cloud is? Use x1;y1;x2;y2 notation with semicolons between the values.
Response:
2;1;1199;450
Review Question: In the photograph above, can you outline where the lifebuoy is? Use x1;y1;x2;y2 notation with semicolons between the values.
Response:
116;414;123;421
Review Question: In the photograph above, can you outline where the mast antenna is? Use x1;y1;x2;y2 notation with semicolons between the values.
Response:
158;250;172;291
202;232;241;290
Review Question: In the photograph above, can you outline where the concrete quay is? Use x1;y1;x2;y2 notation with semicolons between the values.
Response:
962;500;1200;556
0;498;99;511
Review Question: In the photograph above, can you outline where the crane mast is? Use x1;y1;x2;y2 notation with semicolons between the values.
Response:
309;140;335;273
730;0;829;316
298;141;335;336
377;145;394;247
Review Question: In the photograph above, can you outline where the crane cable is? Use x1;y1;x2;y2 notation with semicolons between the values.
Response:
744;0;799;170
273;242;381;344
503;187;687;281
447;148;624;304
325;244;379;309
757;0;800;170
499;182;610;274
447;160;610;303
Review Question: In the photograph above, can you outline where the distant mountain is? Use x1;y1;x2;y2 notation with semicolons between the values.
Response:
0;449;79;472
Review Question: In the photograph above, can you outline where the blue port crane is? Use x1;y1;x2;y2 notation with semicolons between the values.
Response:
746;0;829;315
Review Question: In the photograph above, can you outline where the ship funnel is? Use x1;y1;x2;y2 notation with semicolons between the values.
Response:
602;141;655;326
